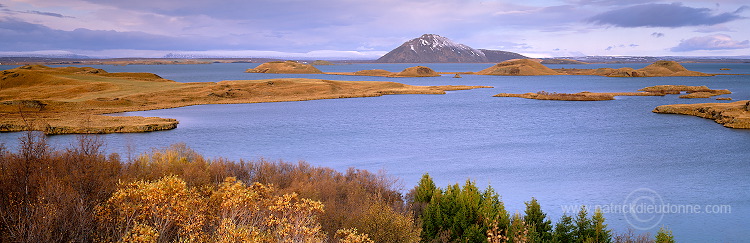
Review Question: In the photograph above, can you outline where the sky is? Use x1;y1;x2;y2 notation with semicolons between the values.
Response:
0;0;748;59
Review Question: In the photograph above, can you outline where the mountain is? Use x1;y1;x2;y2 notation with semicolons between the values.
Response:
478;49;528;62
376;34;488;63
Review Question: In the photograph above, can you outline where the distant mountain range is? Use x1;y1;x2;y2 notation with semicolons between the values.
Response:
376;34;527;63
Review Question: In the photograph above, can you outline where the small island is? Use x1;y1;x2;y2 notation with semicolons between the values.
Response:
494;85;732;101
245;60;324;74
653;100;750;129
328;66;442;77
0;65;491;134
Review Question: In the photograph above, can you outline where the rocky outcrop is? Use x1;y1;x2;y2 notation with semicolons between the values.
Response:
245;61;323;74
476;59;559;76
653;100;750;129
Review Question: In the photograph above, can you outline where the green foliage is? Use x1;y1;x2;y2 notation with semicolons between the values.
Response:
655;226;675;243
555;206;612;243
591;208;612;243
524;197;553;242
418;178;509;243
414;173;437;203
553;214;575;243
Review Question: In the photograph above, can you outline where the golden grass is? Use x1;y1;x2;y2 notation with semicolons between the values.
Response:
653;100;750;129
0;65;491;134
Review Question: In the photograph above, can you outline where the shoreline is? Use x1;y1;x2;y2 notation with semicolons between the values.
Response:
0;65;491;135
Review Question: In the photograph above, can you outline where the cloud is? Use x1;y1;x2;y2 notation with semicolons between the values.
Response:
670;34;749;51
651;32;665;38
0;17;202;51
605;44;639;51
588;3;746;27
23;10;73;18
566;0;651;6
694;25;733;33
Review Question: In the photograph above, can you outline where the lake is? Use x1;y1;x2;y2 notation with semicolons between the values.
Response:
1;62;749;241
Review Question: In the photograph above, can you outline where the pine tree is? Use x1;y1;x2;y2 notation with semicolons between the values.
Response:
552;214;574;243
574;206;593;242
418;179;509;243
414;173;436;203
523;197;552;242
590;208;612;243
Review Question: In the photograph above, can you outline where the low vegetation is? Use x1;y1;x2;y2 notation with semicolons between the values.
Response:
1;133;678;242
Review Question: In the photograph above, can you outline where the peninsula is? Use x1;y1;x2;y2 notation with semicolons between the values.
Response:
653;101;750;129
0;65;491;134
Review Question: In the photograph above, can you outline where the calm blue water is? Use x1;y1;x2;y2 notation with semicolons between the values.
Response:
2;63;749;242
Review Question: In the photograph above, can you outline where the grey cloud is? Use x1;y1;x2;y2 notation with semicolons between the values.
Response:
0;18;204;51
588;3;745;27
23;10;74;18
671;34;749;51
652;32;665;38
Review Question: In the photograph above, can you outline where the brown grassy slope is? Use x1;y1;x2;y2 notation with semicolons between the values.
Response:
245;61;324;74
653;100;750;129
0;65;491;134
391;66;440;77
476;59;560;76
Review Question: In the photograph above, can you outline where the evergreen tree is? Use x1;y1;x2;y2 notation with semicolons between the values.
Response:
507;213;532;242
419;179;509;243
574;206;593;242
552;214;574;243
523;197;553;242
590;208;612;243
414;173;436;203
